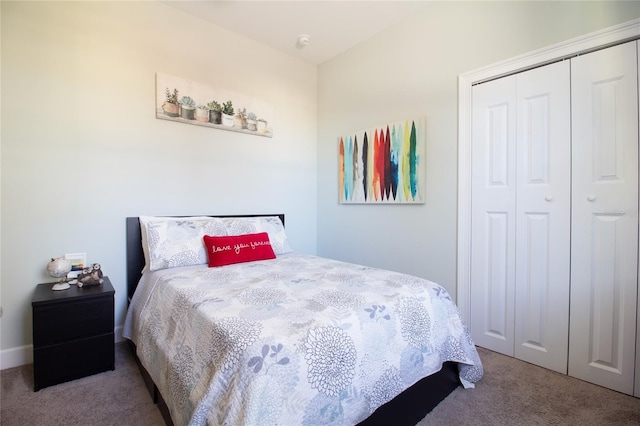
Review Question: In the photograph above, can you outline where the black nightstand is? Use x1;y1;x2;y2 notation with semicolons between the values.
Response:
32;277;115;391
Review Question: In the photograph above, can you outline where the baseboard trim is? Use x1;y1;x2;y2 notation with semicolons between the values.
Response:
0;344;32;370
1;325;125;370
114;324;124;344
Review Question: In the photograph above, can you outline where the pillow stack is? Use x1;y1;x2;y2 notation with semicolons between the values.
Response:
139;215;291;271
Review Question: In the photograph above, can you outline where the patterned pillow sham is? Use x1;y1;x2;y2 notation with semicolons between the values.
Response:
140;216;228;272
220;216;292;255
139;216;207;272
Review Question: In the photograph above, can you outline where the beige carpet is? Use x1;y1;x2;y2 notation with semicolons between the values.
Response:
1;342;163;426
1;343;639;425
423;347;640;425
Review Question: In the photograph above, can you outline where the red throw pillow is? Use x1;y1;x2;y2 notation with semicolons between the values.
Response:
203;232;276;267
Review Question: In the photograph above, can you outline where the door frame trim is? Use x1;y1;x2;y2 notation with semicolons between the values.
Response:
457;19;640;324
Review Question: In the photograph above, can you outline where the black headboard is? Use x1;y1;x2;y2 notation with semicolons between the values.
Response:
125;214;285;302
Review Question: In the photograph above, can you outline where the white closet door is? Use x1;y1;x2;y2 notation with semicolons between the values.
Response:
570;41;638;395
470;75;517;355
636;40;640;399
514;61;571;374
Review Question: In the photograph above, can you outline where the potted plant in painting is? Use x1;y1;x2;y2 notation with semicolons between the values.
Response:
221;100;234;126
257;118;268;133
195;104;210;123
180;96;196;120
246;112;257;131
234;107;247;129
207;100;222;124
162;88;180;117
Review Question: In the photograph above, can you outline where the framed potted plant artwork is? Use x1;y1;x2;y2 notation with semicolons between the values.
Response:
155;73;273;138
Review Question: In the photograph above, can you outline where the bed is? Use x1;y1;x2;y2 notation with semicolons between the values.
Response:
123;214;482;426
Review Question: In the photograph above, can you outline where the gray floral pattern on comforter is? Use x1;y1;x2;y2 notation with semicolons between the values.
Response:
128;254;482;426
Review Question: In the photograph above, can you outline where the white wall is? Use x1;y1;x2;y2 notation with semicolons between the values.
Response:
317;1;639;297
0;1;318;366
3;0;638;370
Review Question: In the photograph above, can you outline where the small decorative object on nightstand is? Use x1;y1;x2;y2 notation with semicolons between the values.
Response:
31;277;115;391
76;263;104;287
46;257;72;291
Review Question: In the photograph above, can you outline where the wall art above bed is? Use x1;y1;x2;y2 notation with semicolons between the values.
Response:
339;116;426;204
155;72;273;137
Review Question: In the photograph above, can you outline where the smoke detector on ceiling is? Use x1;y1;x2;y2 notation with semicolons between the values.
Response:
297;34;311;48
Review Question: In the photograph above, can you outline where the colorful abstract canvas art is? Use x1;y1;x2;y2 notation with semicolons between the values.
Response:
339;117;425;204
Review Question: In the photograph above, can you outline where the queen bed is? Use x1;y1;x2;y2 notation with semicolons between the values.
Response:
123;214;482;425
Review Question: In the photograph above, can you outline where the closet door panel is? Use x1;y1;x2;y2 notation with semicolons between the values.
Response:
570;41;638;395
636;40;640;399
470;75;517;355
514;61;571;374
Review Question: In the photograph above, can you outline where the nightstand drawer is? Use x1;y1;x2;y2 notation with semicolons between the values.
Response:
33;333;114;391
33;297;114;347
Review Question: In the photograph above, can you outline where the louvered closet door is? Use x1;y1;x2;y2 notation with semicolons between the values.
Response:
514;61;571;374
470;75;517;356
569;40;639;395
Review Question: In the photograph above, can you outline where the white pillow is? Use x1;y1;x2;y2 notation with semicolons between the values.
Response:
220;216;292;255
139;216;227;272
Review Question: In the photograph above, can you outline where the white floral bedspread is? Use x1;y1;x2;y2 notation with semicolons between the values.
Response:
123;253;482;426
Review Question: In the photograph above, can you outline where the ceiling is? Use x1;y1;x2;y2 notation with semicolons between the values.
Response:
164;1;430;65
